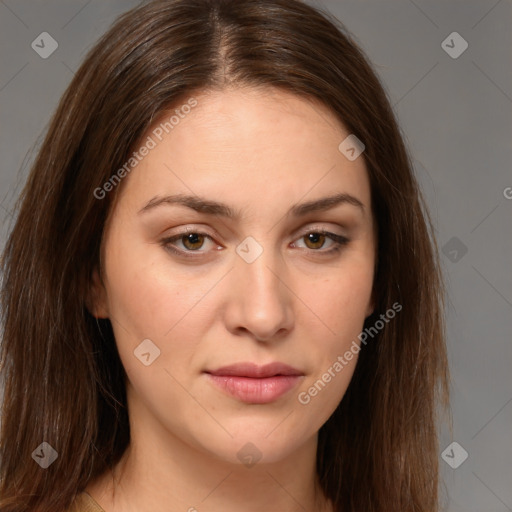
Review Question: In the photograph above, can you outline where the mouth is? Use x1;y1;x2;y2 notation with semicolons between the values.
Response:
204;362;304;404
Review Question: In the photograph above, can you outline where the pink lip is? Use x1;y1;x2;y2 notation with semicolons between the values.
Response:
205;362;304;404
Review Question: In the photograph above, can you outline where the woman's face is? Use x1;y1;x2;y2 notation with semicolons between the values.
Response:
92;87;375;465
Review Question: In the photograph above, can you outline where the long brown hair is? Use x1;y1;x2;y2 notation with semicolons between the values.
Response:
0;1;449;510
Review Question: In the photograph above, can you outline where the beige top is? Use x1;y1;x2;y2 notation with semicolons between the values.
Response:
68;491;107;512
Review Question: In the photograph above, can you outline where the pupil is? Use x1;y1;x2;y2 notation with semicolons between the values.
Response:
306;232;324;249
183;233;203;250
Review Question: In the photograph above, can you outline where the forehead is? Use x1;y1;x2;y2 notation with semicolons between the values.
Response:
113;87;370;216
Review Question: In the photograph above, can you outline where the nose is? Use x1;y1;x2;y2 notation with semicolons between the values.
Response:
223;244;294;343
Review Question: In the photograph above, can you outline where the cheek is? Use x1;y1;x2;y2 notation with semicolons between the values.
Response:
102;252;211;426
104;235;208;333
293;266;372;426
300;259;373;341
102;240;217;378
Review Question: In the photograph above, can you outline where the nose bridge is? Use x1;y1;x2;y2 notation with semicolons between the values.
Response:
229;235;292;338
235;235;283;302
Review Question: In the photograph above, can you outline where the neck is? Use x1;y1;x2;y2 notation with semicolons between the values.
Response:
86;424;332;512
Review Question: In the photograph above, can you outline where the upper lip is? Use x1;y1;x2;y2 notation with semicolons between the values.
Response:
206;362;303;378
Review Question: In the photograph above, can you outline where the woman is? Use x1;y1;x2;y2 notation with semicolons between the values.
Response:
0;0;449;511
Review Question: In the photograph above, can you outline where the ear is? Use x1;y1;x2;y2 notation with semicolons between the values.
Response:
366;227;378;318
86;267;109;318
365;286;376;318
365;300;375;319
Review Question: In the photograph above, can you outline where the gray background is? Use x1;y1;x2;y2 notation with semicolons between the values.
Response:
1;1;511;510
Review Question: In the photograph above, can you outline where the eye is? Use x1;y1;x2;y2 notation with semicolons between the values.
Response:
292;230;349;255
161;229;217;257
160;228;350;259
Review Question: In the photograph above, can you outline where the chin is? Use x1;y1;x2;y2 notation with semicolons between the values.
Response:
190;423;310;467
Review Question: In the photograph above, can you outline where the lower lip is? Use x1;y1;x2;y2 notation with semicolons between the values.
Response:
206;374;302;404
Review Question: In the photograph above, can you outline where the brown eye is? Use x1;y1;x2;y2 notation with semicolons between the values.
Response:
181;232;205;250
292;230;350;255
303;232;326;250
161;231;216;257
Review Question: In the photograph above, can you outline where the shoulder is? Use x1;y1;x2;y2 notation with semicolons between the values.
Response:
66;492;107;512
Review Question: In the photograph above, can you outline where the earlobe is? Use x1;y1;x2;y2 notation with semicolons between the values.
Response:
365;288;376;318
86;267;109;318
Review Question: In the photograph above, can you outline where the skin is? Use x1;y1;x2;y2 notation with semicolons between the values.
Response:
86;87;375;512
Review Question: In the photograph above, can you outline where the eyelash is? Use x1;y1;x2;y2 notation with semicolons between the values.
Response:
160;229;350;259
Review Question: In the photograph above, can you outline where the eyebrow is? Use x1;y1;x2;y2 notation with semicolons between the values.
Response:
138;192;365;218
